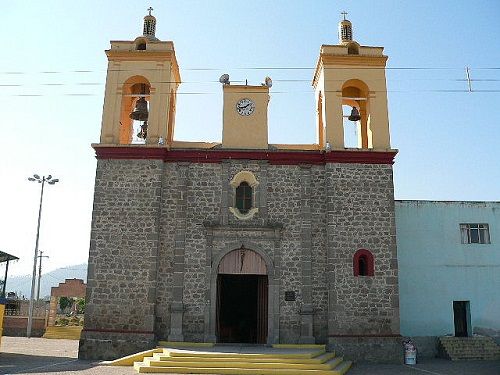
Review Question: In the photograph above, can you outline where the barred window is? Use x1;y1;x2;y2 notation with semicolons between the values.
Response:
460;224;490;244
235;182;252;214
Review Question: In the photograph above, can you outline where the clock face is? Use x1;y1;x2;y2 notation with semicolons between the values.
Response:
236;98;255;116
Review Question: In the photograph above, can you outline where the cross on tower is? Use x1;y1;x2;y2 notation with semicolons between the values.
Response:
147;7;153;16
341;11;348;20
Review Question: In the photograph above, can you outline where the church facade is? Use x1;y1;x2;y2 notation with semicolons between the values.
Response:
79;13;401;361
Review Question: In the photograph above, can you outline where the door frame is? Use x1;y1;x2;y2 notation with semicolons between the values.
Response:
453;300;471;337
216;274;268;344
206;241;278;344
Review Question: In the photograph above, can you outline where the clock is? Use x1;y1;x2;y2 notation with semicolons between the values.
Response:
236;98;255;116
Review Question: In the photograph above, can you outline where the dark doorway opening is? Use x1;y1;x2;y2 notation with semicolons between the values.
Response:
217;274;268;344
453;301;470;337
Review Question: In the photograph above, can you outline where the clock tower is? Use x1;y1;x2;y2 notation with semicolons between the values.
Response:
221;83;270;149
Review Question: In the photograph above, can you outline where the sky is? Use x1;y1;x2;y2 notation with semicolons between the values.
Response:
1;1;499;280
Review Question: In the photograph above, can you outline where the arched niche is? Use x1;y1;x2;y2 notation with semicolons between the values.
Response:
119;75;151;144
353;248;375;277
342;79;370;149
207;242;278;345
218;248;267;275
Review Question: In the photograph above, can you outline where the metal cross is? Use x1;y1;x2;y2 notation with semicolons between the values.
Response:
341;11;348;20
147;7;153;16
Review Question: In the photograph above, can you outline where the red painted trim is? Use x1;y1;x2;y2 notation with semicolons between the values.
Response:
329;334;401;338
353;249;375;276
83;328;154;335
93;146;397;165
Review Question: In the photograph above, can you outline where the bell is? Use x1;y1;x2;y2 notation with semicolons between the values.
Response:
348;107;361;122
129;97;149;122
137;121;148;139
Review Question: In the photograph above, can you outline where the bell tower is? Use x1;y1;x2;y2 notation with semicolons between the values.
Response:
99;8;180;146
313;13;391;150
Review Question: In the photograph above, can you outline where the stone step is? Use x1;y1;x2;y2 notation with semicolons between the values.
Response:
142;356;344;370
133;362;352;375
165;348;326;359
151;351;337;364
438;336;500;361
125;346;352;374
42;326;83;340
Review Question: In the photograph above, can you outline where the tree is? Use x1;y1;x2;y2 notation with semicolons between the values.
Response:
75;297;86;314
59;296;73;312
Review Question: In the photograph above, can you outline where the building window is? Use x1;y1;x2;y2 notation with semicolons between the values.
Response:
229;170;259;220
353;249;374;276
235;182;252;214
460;224;490;244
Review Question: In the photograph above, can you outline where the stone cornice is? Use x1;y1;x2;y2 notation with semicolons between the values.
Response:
106;50;175;61
312;54;388;87
92;145;398;165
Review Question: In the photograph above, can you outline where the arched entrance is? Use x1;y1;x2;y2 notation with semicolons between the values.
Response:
216;248;268;343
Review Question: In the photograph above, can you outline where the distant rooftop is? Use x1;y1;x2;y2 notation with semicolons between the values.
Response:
0;251;19;263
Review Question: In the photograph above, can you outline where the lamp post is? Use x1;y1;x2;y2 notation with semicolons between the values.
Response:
36;250;49;301
27;174;59;338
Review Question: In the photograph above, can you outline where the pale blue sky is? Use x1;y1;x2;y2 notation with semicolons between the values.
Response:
1;1;499;278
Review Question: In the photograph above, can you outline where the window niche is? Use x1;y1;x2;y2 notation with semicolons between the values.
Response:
353;249;374;277
135;38;147;50
229;171;259;220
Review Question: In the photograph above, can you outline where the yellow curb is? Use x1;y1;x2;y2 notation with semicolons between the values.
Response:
103;348;163;366
273;344;326;349
158;341;215;348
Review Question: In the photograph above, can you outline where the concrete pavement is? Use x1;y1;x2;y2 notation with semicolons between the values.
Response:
0;337;499;374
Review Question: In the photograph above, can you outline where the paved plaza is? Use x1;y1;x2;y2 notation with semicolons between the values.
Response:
0;337;499;375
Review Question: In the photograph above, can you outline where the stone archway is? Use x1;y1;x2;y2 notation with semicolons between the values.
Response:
207;242;278;345
216;248;268;343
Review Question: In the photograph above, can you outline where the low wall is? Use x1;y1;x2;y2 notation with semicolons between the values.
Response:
3;316;46;337
409;336;439;358
328;336;403;363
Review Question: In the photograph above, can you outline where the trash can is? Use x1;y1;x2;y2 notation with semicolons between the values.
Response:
403;338;417;365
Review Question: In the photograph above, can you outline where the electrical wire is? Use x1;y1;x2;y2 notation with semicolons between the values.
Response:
1;66;500;74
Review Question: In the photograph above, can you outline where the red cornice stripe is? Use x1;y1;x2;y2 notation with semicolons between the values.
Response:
93;146;397;165
329;334;402;338
83;328;154;335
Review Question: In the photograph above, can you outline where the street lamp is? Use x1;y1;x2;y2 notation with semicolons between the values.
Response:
27;174;59;338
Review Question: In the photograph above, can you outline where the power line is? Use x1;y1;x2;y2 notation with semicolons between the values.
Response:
1;66;500;75
3;89;500;97
1;78;500;87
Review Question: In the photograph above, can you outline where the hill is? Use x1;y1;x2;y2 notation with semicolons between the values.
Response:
5;263;88;299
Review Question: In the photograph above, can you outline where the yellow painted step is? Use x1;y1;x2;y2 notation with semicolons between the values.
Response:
134;362;350;375
43;326;83;340
158;341;214;348
152;351;336;364
273;344;326;350
103;348;164;366
166;348;326;359
332;360;352;375
142;357;342;370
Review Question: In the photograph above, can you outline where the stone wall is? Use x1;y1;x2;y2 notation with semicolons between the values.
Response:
326;163;400;336
3;316;46;337
79;159;163;359
80;157;399;360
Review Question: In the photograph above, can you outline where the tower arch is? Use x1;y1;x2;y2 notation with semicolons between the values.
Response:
342;79;370;149
119;75;151;144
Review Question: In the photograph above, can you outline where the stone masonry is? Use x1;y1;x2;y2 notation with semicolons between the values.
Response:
79;155;400;362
